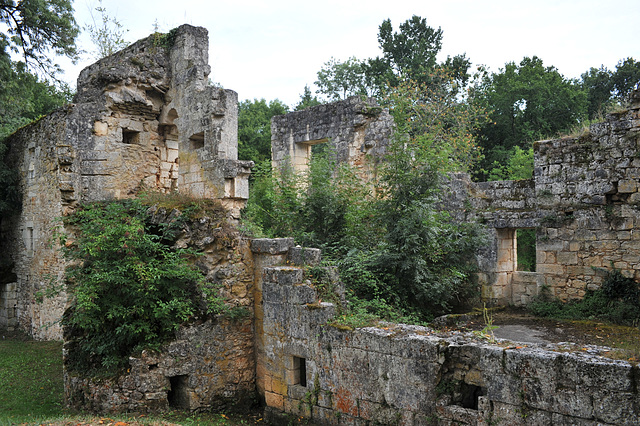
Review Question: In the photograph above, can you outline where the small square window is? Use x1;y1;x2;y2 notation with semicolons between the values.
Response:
123;129;140;144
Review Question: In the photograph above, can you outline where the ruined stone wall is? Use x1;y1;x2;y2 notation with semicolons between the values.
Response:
532;92;640;300
256;243;640;425
0;25;251;339
64;215;256;413
0;108;73;338
271;97;393;181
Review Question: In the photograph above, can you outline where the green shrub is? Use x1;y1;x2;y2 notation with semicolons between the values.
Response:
61;199;224;375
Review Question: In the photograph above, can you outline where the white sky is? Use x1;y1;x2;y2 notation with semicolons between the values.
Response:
60;0;640;107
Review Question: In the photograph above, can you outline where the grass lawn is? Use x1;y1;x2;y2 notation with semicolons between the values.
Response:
0;334;64;424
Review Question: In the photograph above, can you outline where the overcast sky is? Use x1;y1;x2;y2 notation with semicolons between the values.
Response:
62;0;640;107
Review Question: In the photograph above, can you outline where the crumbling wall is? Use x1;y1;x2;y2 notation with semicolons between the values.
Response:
271;97;393;181
0;108;74;338
64;214;256;413
256;241;640;425
0;25;251;339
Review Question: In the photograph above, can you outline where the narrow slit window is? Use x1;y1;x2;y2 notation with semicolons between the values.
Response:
293;356;307;387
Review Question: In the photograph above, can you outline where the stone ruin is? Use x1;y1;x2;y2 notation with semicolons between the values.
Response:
1;24;639;425
271;91;640;306
0;25;251;338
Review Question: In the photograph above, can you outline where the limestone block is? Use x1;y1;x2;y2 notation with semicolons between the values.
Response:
93;121;109;136
167;148;179;163
618;179;637;193
251;238;295;254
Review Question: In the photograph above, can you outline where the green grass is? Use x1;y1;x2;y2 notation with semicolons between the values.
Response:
0;336;64;424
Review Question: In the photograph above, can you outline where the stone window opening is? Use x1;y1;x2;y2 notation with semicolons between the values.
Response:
292;138;328;174
459;383;483;410
167;375;190;409
292;356;307;387
496;228;536;273
189;132;205;150
122;129;140;144
516;229;536;272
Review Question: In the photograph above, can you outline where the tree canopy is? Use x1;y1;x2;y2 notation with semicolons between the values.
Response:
0;0;79;77
237;98;288;164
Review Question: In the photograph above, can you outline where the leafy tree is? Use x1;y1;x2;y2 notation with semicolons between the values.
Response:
611;57;640;101
315;57;373;101
0;0;79;77
294;85;321;111
313;15;471;102
237;98;288;164
245;74;487;321
472;56;587;178
85;0;129;59
384;70;487;173
581;66;614;119
61;199;225;374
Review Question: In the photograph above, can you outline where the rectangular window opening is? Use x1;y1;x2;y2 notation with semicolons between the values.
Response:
293;356;307;387
122;129;140;144
189;132;205;150
516;228;536;272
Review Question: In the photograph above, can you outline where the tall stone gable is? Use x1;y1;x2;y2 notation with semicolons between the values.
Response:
0;25;251;339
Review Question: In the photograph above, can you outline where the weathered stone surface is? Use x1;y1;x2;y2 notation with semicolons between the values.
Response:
0;25;251;339
256;240;638;424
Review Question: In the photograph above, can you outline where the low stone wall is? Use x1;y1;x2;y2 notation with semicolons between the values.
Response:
259;256;640;425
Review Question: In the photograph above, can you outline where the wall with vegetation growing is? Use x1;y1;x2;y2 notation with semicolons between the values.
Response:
255;238;639;425
0;25;251;340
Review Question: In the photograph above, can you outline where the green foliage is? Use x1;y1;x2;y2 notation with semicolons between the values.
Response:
61;199;224;375
528;269;640;326
85;0;129;59
244;83;487;320
294;85;322;111
237;98;288;163
315;57;374;101
0;0;79;77
516;229;536;272
383;71;487;173
312;15;471;102
472;56;587;179
487;146;534;181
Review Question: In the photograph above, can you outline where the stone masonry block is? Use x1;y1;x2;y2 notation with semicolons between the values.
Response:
288;247;322;266
251;238;295;254
263;267;304;286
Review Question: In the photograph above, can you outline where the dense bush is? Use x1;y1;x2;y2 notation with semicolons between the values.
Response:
61;198;225;375
244;126;486;322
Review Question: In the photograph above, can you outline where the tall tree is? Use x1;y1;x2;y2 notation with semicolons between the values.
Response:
581;66;614;119
315;57;373;101
611;57;640;101
313;15;471;102
0;0;79;77
294;85;321;111
237;99;289;164
472;56;587;178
